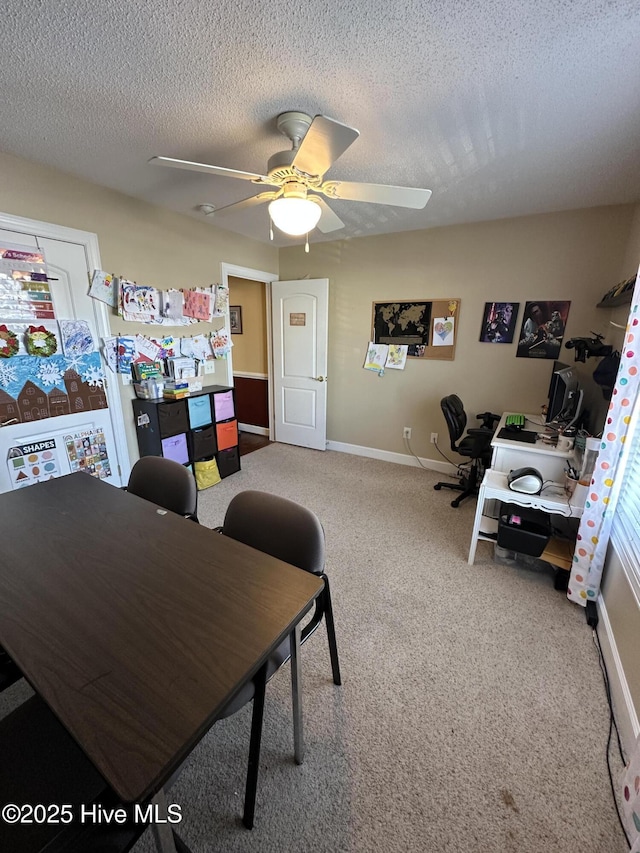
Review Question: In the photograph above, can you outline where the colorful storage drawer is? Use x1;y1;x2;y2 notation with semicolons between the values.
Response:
157;400;189;438
217;446;241;478
216;419;238;452
189;425;217;460
187;395;212;429
213;390;235;422
161;433;189;465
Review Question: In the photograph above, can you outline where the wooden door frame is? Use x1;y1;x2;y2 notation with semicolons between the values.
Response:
220;262;278;439
0;210;131;481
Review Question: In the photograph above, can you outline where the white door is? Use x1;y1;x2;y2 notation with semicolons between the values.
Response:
0;218;129;491
271;279;328;451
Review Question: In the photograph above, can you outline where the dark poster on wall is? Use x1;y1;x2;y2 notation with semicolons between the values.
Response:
516;300;571;359
479;302;519;344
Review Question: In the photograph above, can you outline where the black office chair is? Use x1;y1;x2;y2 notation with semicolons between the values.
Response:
434;395;499;507
125;456;199;522
216;490;341;828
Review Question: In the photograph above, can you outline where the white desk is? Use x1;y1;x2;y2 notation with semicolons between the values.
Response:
468;469;584;564
491;412;575;482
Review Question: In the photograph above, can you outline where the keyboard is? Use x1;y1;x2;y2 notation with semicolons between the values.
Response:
505;414;525;429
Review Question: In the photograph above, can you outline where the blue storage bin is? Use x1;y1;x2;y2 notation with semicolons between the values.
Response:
188;394;212;429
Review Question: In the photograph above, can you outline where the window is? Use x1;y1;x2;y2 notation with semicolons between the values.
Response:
611;393;640;599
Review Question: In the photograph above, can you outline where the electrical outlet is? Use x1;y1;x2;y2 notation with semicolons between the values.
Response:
204;360;216;374
430;432;438;444
403;427;412;439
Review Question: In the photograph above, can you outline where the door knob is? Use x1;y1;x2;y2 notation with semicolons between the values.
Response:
314;376;327;382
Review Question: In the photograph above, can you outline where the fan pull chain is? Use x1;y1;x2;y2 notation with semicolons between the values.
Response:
305;233;310;253
269;221;274;241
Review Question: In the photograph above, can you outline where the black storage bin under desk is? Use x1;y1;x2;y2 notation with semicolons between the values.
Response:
497;503;552;557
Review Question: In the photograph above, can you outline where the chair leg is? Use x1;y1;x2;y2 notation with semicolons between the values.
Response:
321;574;342;686
290;622;304;765
243;662;267;830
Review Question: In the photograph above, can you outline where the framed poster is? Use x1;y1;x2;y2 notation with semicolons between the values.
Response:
479;302;520;344
516;300;571;359
229;305;243;335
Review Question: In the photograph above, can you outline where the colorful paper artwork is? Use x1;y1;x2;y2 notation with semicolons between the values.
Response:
183;289;212;322
116;336;136;374
211;327;232;357
25;324;58;357
88;270;117;307
119;280;161;322
59;319;94;357
0;351;107;424
6;438;61;490
180;334;212;362
0;325;19;357
385;344;408;369
102;336;118;373
134;334;162;363
214;284;229;316
163;290;184;321
432;317;455;346
364;343;389;373
64;428;112;480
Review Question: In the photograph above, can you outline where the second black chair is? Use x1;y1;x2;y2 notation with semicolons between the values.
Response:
125;455;199;522
434;395;499;507
216;489;341;828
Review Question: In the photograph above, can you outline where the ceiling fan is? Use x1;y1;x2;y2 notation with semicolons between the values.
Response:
149;112;432;247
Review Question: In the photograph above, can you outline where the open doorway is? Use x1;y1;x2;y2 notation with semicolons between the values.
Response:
221;262;278;454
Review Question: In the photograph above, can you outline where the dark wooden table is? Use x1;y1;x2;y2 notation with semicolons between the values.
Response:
0;473;323;850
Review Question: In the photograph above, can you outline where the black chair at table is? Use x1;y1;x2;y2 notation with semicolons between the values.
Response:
434;395;500;507
125;455;199;522
215;490;341;828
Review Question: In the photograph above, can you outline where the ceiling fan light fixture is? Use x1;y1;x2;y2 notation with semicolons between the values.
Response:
268;197;322;236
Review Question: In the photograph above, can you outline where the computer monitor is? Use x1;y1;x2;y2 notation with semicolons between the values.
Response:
546;361;583;426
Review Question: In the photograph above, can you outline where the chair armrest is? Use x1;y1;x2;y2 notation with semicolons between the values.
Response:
475;411;501;430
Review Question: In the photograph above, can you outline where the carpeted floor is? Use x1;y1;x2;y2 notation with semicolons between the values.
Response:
0;444;628;852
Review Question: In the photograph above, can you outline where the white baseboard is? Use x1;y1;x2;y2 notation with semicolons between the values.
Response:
239;423;270;437
325;440;457;475
596;596;640;758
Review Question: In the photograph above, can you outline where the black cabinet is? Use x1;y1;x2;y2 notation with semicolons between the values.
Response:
132;385;241;482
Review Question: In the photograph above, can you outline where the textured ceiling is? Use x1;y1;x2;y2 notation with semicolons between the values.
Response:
1;0;639;246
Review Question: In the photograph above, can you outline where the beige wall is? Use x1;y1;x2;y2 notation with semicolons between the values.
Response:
280;205;636;459
0;150;278;463
228;276;267;374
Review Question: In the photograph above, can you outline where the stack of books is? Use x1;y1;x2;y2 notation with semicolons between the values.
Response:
163;380;189;401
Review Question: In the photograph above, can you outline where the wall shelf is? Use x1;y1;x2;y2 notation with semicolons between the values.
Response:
597;276;636;308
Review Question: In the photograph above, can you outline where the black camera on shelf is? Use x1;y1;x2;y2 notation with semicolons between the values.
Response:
565;332;613;363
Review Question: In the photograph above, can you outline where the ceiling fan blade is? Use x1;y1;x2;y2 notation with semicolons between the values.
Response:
311;197;345;233
321;181;432;209
201;192;278;216
291;115;359;177
149;155;270;183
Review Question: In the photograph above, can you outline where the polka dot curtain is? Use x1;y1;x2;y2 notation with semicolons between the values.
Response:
567;272;640;605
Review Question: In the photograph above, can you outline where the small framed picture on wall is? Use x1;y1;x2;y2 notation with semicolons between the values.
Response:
229;305;243;334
